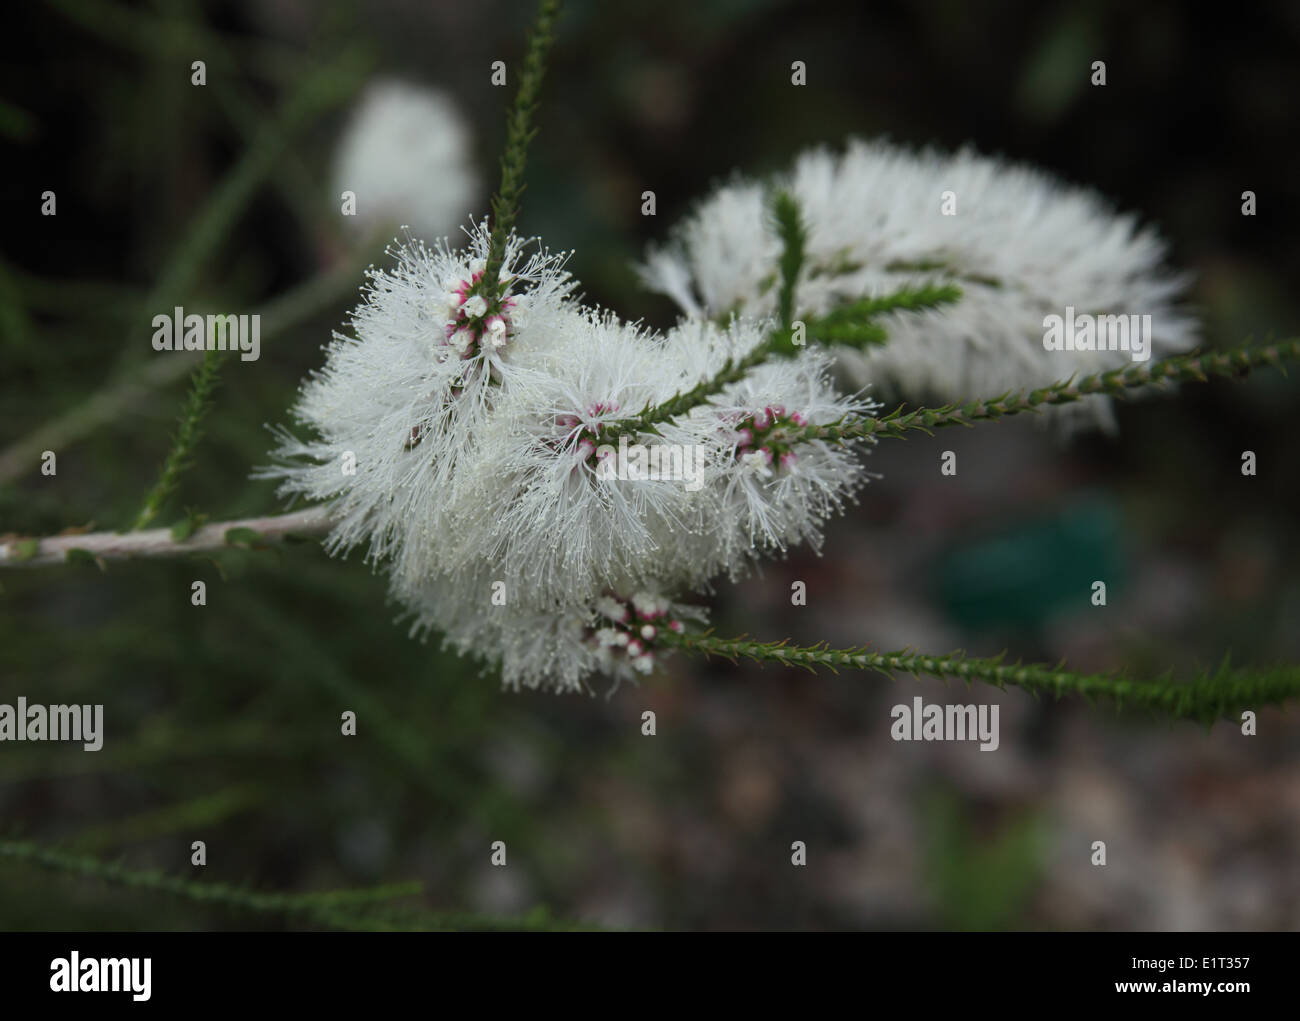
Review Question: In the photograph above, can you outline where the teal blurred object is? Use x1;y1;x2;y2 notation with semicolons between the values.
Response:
931;493;1128;632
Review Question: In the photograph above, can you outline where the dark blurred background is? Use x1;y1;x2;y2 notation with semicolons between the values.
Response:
2;0;1298;930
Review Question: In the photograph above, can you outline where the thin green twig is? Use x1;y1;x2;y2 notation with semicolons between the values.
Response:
607;283;961;441
662;631;1300;724
0;837;593;931
770;190;807;330
793;339;1300;446
0;838;420;922
482;0;563;297
132;346;224;530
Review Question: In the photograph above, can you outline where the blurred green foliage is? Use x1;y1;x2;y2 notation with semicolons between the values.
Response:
923;792;1044;931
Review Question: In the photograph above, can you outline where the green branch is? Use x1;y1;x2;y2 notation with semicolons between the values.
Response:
794;339;1300;446
0;838;419;926
662;632;1300;724
608;194;958;442
132;345;225;530
604;342;776;440
795;282;962;353
597;191;805;436
482;0;563;296
770;189;807;330
817;282;964;326
0;838;594;932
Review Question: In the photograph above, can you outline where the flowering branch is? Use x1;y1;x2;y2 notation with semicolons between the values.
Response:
0;507;331;569
662;631;1300;724
793;338;1300;445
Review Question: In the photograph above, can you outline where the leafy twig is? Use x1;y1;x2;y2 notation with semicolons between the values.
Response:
0;837;421;929
662;631;1300;724
609;282;961;440
770;189;807;330
792;339;1300;446
482;0;563;297
132;346;225;530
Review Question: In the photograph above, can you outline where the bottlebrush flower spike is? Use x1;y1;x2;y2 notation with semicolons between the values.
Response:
438;307;729;608
639;138;1198;430
398;559;708;692
261;192;884;692
441;311;878;612
256;220;574;587
689;348;876;567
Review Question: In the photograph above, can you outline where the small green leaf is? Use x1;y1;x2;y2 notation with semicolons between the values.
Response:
170;510;208;542
64;548;107;572
224;527;265;548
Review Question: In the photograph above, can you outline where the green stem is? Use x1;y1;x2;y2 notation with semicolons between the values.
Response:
0;838;419;921
604;344;777;440
132;345;224;530
662;632;1300;724
0;837;592;931
483;0;563;296
817;282;963;326
770;190;807;330
794;339;1300;446
607;283;963;441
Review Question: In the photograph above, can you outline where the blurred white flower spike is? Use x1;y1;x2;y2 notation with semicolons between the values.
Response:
333;79;478;243
639;138;1198;430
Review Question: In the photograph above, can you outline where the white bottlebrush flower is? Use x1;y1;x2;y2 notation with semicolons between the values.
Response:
399;563;705;693
639;137;1197;429
438;310;878;609
435;306;731;608
332;79;477;243
262;221;877;692
256;221;575;592
681;347;877;571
